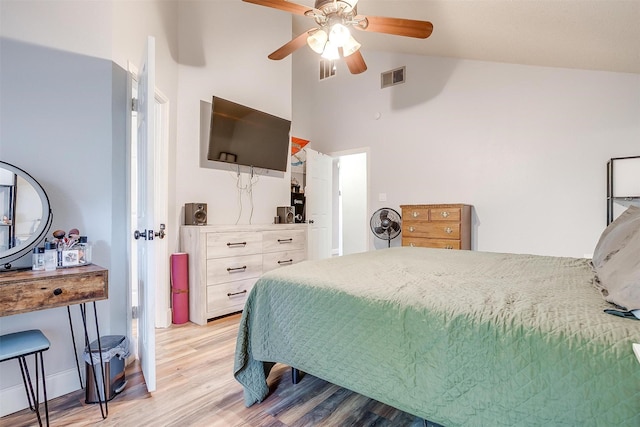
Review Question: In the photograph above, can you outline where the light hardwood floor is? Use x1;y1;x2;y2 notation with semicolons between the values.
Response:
1;313;437;426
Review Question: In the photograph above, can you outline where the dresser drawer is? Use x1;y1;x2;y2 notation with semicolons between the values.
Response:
402;237;461;250
206;278;257;317
404;207;430;221
262;229;306;253
206;254;262;285
430;207;461;222
206;232;263;258
403;222;460;239
263;249;306;273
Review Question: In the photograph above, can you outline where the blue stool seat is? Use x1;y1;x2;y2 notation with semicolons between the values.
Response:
0;330;50;361
0;329;50;426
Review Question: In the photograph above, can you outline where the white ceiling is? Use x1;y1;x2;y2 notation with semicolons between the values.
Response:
289;0;640;74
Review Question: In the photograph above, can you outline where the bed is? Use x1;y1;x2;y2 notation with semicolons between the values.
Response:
234;207;640;426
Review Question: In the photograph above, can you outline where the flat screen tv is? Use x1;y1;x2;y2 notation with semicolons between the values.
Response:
207;96;291;172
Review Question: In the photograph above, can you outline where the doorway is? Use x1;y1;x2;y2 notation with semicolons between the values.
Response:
331;149;369;256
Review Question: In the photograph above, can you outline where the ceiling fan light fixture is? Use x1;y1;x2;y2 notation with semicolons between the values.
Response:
315;0;358;14
307;29;328;54
321;40;340;60
329;23;351;47
341;35;361;57
244;0;433;76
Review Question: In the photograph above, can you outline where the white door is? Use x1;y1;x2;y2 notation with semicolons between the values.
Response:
135;36;157;392
305;148;333;260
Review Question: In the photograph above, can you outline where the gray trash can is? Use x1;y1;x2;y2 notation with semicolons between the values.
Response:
84;335;128;403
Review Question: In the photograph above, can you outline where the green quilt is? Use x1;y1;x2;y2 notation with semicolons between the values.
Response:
234;247;640;426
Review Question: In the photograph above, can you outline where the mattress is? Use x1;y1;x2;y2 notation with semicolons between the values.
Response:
234;247;640;426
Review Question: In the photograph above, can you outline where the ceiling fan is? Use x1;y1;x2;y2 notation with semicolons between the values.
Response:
243;0;433;74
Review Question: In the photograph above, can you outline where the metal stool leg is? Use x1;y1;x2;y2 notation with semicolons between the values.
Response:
17;353;48;426
38;351;50;427
18;356;37;412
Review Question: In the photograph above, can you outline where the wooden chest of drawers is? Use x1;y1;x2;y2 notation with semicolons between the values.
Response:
400;204;472;250
180;224;307;325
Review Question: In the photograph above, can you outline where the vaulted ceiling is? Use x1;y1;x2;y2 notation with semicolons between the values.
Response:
289;0;640;74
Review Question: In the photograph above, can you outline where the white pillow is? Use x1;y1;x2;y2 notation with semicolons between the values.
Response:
592;206;640;310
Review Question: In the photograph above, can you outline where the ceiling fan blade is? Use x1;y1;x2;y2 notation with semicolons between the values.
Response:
268;31;311;60
242;0;310;16
355;15;433;39
343;49;367;74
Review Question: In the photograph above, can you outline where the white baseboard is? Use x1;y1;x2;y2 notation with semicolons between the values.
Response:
0;367;83;417
165;307;173;327
155;307;173;328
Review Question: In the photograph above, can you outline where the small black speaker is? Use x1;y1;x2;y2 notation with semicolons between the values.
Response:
291;193;305;223
185;203;207;225
277;206;295;224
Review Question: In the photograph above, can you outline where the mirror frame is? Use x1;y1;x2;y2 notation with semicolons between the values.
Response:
0;161;53;268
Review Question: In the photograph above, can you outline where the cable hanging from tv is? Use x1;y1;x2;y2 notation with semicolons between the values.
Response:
232;165;259;225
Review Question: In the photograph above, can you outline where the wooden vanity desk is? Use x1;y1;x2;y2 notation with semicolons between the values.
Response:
0;264;111;419
0;264;108;316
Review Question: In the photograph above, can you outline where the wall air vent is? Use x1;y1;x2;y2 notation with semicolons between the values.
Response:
381;66;406;89
320;59;336;80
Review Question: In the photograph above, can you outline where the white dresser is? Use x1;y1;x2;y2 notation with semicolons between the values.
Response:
180;224;307;325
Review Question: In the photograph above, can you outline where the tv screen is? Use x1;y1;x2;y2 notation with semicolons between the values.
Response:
207;96;291;172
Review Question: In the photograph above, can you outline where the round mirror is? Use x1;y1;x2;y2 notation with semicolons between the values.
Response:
0;161;53;268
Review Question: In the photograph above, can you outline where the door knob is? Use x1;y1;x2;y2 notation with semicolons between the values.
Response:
153;224;166;240
135;224;165;240
134;229;147;240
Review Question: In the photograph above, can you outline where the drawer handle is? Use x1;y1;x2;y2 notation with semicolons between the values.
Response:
277;238;293;243
445;227;453;234
412;211;419;218
278;259;293;265
227;242;247;247
53;288;63;296
227;266;247;273
441;211;450;218
227;290;247;298
409;226;415;232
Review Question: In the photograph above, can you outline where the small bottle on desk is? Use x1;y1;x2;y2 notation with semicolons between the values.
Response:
32;247;45;271
44;241;57;271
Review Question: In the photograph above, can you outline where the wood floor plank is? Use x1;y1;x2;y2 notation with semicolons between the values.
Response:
0;313;436;426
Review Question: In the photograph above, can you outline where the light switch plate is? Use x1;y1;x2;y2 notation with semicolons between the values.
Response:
378;193;387;202
633;343;640;365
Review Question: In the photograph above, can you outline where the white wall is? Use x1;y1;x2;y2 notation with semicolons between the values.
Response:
174;1;293;229
112;0;180;261
293;48;640;257
0;36;124;415
0;0;113;60
0;0;180;415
